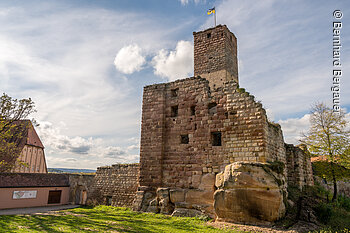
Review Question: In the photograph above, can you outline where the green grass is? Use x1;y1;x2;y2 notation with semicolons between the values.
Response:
0;206;240;233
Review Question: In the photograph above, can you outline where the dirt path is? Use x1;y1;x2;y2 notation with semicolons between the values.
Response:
208;221;319;233
0;205;80;215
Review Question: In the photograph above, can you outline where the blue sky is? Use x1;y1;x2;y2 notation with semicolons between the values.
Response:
1;0;349;169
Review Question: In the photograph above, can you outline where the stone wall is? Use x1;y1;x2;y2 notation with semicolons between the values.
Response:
193;25;238;88
266;123;286;164
140;78;273;191
90;164;139;208
136;24;314;222
285;144;314;189
137;77;294;217
68;174;95;205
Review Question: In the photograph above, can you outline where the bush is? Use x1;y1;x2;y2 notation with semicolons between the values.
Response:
314;202;334;224
335;195;350;212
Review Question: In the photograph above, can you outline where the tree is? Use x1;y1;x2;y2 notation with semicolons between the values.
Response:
301;103;350;201
0;93;36;172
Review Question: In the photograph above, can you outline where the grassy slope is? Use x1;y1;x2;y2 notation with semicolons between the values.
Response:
0;206;241;233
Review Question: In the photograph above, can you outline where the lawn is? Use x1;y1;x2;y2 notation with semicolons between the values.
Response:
0;206;240;233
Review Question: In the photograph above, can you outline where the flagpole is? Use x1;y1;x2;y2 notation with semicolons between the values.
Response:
214;9;216;26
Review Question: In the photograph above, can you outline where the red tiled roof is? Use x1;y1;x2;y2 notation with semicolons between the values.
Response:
311;156;327;162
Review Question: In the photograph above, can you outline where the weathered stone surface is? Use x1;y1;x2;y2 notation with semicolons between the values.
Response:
185;189;215;217
175;202;193;209
135;25;314;224
146;198;159;213
88;164;139;208
140;191;156;212
170;189;185;203
214;162;285;224
171;208;208;218
185;189;214;205
286;144;314;189
198;173;215;190
68;174;95;205
157;188;174;214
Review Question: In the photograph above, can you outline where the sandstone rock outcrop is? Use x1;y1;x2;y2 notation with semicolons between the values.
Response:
214;162;286;225
135;174;216;218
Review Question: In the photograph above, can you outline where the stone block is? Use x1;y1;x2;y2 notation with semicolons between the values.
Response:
185;189;214;206
169;189;185;203
198;173;215;191
191;174;201;188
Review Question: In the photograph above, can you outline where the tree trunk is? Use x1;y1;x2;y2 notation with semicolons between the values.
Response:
331;162;338;202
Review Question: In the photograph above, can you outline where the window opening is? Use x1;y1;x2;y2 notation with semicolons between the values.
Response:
171;105;178;117
211;132;222;146
181;135;189;144
171;88;178;97
190;106;196;116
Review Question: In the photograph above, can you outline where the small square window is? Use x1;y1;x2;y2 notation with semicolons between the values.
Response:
207;33;211;38
211;132;222;146
171;105;178;117
180;135;189;144
190;106;196;116
171;88;178;97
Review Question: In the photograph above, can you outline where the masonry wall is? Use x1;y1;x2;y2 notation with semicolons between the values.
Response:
136;25;314;217
285;144;314;189
90;164;139;207
68;174;95;205
139;85;166;188
266;123;286;164
139;78;278;190
193;25;238;87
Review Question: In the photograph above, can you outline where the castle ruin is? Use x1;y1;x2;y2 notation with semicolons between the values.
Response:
134;25;313;224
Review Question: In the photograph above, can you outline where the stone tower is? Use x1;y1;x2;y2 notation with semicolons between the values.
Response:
193;25;238;88
135;25;313;224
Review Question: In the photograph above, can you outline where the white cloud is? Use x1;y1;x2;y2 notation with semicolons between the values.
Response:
37;121;93;155
179;0;202;5
0;2;197;169
200;0;350;119
278;114;310;145
278;111;350;145
36;121;139;168
180;0;189;5
114;44;145;74
152;40;193;81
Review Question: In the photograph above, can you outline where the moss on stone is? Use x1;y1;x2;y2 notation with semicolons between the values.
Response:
267;161;285;174
237;87;246;93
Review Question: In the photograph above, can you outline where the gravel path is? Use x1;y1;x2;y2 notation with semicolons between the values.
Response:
0;205;80;215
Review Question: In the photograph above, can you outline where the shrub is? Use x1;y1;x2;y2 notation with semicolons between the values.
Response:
335;195;350;212
314;202;334;224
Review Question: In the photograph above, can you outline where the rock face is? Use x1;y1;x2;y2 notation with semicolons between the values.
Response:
214;162;286;225
134;174;216;218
